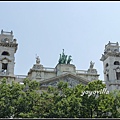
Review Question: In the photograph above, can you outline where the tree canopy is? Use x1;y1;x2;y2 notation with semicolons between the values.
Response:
0;78;120;118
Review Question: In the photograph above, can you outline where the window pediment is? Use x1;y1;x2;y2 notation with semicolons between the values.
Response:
0;57;11;62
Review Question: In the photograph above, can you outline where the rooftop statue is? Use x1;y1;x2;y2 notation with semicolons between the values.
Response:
36;55;40;64
1;29;3;34
58;49;72;64
90;61;94;69
58;54;62;64
67;55;72;64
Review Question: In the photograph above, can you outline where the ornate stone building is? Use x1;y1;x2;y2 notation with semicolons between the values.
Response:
0;30;99;89
0;30;18;83
100;41;120;91
27;55;99;89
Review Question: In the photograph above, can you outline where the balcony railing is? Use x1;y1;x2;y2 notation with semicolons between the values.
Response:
43;67;56;72
15;75;27;79
76;70;88;74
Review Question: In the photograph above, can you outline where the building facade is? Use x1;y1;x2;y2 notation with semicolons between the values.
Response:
100;41;120;91
0;30;100;89
0;30;18;83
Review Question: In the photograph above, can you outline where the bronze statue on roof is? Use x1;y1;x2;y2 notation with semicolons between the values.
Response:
58;49;72;64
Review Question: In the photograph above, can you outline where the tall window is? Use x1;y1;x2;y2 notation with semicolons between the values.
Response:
116;72;120;80
2;63;8;72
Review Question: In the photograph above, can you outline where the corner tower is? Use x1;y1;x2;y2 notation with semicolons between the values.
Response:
100;41;120;91
0;29;18;80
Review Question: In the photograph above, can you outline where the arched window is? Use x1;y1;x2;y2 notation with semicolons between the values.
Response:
1;51;10;56
106;63;109;67
114;61;119;65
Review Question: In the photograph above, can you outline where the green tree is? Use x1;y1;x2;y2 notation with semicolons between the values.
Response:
0;78;41;118
0;78;120;118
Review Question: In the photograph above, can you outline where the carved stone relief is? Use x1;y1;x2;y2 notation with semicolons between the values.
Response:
40;77;81;88
36;72;41;79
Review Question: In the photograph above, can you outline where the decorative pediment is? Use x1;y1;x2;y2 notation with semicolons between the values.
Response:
0;57;11;62
40;73;89;88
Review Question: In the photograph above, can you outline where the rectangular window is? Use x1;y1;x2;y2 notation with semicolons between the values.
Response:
2;63;8;70
116;72;120;80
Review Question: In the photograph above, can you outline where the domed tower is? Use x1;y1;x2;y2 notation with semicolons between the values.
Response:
100;41;120;91
0;29;18;81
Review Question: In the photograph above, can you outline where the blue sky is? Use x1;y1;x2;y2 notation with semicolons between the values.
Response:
0;1;120;80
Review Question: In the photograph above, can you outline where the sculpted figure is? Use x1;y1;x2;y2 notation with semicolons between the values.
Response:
58;54;62;64
90;61;94;69
36;56;40;64
67;55;72;64
58;49;72;64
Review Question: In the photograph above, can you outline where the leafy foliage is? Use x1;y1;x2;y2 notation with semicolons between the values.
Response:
0;78;120;118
